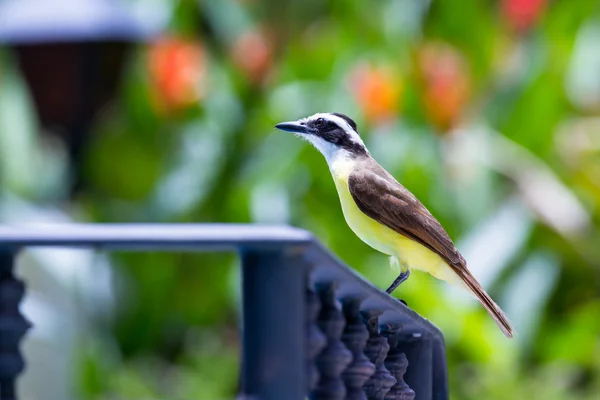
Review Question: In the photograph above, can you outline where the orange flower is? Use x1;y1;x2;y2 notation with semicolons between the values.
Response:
418;42;471;131
147;36;205;113
231;29;273;85
349;64;401;124
501;0;546;33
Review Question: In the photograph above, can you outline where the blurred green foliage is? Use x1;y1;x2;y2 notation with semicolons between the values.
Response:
2;0;600;399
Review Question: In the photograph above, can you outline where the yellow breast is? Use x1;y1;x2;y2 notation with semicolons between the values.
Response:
329;157;448;276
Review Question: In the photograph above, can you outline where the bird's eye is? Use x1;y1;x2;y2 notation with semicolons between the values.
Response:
315;118;325;127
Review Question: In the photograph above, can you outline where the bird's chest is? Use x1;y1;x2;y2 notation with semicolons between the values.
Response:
329;160;399;255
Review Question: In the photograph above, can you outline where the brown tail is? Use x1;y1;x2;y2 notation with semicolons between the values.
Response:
453;266;516;338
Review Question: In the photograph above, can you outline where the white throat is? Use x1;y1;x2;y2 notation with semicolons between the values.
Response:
302;135;349;164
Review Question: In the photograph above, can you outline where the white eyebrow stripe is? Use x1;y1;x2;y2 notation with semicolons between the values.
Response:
308;112;365;147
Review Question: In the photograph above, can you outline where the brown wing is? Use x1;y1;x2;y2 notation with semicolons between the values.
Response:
348;168;465;267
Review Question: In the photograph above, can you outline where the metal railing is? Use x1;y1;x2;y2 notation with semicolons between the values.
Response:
0;224;448;400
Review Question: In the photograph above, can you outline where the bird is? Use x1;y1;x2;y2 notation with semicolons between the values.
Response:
275;112;516;338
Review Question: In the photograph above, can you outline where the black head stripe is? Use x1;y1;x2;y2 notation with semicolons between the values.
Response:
331;113;358;133
303;113;366;156
321;120;340;132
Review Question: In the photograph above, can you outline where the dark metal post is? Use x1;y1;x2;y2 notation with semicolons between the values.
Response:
241;250;306;400
431;337;448;400
0;250;30;400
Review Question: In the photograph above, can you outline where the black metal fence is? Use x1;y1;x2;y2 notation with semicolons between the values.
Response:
0;224;448;400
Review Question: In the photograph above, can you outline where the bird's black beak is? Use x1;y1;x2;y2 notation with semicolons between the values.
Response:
275;121;308;134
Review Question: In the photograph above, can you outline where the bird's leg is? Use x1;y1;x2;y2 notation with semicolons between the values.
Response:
385;269;410;294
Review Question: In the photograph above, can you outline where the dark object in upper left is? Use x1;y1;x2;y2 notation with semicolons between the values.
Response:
0;0;163;196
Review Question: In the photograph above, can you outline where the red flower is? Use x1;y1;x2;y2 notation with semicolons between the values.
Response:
418;42;471;131
501;0;546;32
147;36;205;113
231;29;273;85
348;63;401;124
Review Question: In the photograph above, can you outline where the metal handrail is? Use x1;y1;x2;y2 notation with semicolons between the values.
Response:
0;223;448;400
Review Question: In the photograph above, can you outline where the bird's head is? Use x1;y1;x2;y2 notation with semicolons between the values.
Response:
275;112;368;162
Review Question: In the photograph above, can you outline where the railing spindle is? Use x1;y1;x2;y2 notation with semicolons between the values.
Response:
340;298;375;399
311;283;352;400
307;287;327;391
0;250;31;400
360;310;396;400
381;324;415;400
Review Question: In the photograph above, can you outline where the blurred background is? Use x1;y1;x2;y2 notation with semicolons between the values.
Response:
1;0;600;399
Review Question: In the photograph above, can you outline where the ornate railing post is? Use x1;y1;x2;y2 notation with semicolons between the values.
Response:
311;283;352;400
340;298;375;399
0;223;449;400
361;310;396;399
0;250;31;400
381;324;415;400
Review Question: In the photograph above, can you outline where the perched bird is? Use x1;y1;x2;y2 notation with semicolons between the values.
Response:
276;112;516;338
